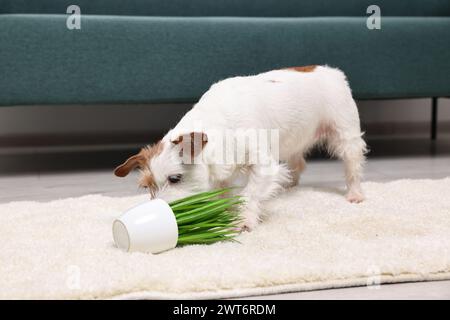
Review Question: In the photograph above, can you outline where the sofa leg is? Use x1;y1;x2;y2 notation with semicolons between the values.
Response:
431;97;438;140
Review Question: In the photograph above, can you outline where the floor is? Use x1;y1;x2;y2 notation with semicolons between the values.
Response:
1;137;450;299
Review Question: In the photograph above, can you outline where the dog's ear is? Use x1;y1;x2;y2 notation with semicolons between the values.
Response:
114;153;144;177
171;132;208;160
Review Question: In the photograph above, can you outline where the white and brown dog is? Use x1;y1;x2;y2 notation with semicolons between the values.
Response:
114;65;367;230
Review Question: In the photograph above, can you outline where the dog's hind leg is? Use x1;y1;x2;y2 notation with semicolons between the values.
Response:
326;113;367;203
341;136;366;203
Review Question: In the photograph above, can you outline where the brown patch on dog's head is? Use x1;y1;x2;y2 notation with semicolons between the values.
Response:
137;167;159;198
285;65;317;73
171;132;208;161
114;141;163;178
114;141;164;197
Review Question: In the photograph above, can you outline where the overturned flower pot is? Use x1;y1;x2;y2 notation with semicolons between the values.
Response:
113;189;243;254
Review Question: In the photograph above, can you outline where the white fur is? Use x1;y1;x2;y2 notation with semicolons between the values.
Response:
151;66;367;229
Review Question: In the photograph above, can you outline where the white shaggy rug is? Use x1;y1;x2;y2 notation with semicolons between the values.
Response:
1;178;450;299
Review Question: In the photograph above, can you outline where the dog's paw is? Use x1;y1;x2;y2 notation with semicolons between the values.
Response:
239;209;261;232
283;176;299;189
346;190;365;203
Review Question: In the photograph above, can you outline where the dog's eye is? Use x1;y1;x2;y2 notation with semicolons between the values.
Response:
168;174;182;184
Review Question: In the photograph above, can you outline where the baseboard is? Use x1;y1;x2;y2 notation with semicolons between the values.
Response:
0;122;449;151
0;131;165;149
363;121;450;137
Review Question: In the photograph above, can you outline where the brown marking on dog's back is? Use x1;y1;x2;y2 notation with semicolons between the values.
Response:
285;65;317;73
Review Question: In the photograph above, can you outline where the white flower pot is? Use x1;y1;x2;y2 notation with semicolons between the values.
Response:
112;199;178;254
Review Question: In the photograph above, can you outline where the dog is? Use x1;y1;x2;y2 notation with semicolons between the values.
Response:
114;65;367;230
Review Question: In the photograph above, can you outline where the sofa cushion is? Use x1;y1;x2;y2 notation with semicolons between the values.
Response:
1;15;449;106
1;0;449;17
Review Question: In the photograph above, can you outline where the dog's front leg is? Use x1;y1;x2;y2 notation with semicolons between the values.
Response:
240;160;291;231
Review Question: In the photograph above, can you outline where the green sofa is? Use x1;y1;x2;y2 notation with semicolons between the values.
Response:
1;0;449;107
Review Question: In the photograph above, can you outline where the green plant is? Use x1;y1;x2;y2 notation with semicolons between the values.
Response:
168;188;243;245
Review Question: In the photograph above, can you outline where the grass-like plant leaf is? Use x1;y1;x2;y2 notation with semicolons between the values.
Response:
168;188;243;246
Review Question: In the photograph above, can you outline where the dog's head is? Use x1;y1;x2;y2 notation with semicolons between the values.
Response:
114;132;209;198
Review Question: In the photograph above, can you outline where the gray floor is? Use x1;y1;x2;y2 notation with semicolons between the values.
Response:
1;143;450;299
